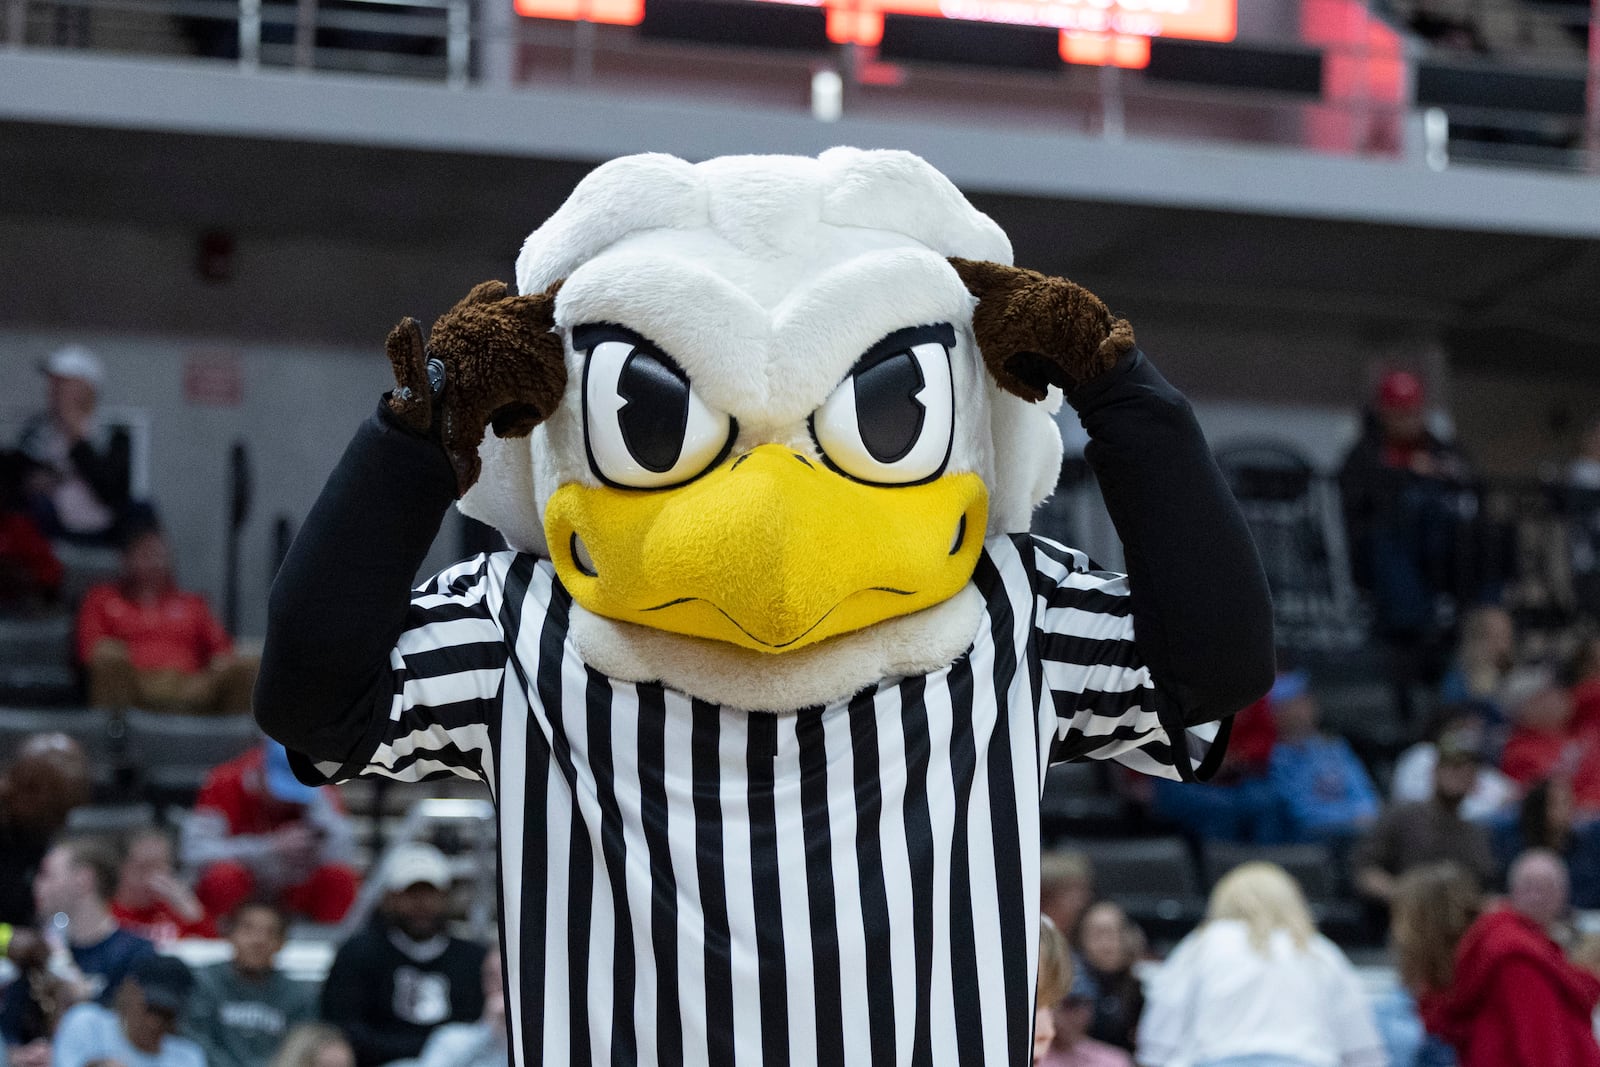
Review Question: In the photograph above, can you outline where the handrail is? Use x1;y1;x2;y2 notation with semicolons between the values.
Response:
1;0;1595;170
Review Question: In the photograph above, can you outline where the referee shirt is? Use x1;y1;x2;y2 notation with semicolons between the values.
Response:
301;533;1223;1067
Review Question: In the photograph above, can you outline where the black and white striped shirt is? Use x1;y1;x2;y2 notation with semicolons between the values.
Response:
311;533;1221;1067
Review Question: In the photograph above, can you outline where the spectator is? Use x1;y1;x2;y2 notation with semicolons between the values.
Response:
1564;418;1600;622
1396;861;1600;1067
1035;919;1070;1066
16;347;133;546
1;839;155;1049
183;739;358;924
1505;848;1572;940
1040;964;1132;1067
77;522;254;715
1339;370;1480;718
3;927;72;1067
1150;693;1284;844
1265;670;1382;844
270;1026;354;1067
409;949;506;1067
1039;851;1095;944
51;955;203;1067
1354;730;1496;904
183;903;316;1067
320;844;486;1067
1074;902;1143;1052
0;451;62;610
1489;778;1600;908
0;735;90;927
1137;862;1385;1067
1492;639;1600;812
1391;712;1516;823
1437;606;1514;713
110;830;215;944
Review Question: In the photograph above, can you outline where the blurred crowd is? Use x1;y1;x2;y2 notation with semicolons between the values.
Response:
1030;846;1600;1066
11;349;1600;1067
0;780;501;1067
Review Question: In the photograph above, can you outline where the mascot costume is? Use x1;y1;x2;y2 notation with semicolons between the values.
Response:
257;148;1273;1067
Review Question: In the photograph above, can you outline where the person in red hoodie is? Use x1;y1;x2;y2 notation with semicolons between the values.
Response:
181;740;360;924
1394;860;1600;1067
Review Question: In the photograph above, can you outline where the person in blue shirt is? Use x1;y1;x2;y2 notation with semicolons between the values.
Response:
1;838;156;1054
52;954;204;1067
1267;671;1383;844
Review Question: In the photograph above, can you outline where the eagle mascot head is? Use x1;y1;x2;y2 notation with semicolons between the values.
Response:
453;148;1072;712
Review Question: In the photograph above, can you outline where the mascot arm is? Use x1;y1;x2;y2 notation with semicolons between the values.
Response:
951;259;1273;780
256;281;564;782
1068;350;1274;728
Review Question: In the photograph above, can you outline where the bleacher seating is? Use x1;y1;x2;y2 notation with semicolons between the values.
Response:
0;613;79;705
1040;761;1126;839
122;708;261;806
1065;836;1207;944
1201;840;1368;942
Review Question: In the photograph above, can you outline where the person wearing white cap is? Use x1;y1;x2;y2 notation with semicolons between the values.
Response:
17;345;132;543
320;844;488;1067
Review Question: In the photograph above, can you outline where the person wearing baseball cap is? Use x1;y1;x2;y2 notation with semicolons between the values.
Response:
51;954;204;1067
16;344;134;544
1339;366;1482;715
321;844;488;1067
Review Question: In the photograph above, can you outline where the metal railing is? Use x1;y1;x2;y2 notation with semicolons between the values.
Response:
340;797;499;941
1;0;1597;171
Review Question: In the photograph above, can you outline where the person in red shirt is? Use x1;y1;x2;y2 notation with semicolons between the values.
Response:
110;828;216;943
1498;672;1600;812
182;741;359;924
1396;861;1600;1067
76;522;255;713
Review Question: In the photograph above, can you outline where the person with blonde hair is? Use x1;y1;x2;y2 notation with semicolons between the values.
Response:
269;1024;354;1067
1036;917;1071;1066
1136;862;1386;1067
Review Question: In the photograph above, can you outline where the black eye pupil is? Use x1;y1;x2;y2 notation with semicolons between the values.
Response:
618;349;690;473
854;351;926;464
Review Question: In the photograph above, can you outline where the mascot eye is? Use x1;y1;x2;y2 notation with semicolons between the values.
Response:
811;324;957;486
579;328;737;489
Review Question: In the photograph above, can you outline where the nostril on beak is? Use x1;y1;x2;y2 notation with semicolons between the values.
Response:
570;532;598;577
790;453;814;469
949;514;967;556
730;452;753;471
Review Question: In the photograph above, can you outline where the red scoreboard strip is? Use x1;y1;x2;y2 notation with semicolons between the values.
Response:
514;0;1237;67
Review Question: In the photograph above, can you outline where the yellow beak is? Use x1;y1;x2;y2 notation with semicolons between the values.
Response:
544;444;988;653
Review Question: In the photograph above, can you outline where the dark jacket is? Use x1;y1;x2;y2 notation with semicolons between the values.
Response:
320;917;488;1067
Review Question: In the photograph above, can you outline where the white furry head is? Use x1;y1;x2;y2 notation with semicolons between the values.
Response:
462;148;1062;555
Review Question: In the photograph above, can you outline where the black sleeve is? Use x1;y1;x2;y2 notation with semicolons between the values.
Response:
1067;349;1275;727
254;401;458;765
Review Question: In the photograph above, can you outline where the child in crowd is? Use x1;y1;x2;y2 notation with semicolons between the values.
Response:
1036;918;1070;1066
183;903;316;1067
1074;902;1145;1052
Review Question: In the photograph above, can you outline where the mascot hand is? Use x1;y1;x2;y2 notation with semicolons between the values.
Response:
949;258;1135;402
385;279;566;494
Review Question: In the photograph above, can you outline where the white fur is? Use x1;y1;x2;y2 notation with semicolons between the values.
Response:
459;149;1066;708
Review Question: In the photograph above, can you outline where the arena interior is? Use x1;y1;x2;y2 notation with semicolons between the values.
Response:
2;1;1600;1064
